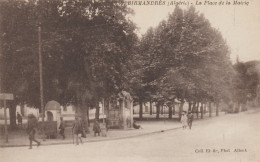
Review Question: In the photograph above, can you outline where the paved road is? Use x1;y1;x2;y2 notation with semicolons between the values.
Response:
1;108;260;162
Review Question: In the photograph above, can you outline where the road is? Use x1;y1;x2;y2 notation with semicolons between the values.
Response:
1;108;260;162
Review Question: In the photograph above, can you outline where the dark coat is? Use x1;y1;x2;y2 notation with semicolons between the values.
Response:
187;113;194;123
28;128;36;140
93;122;101;133
17;114;22;122
72;119;82;134
27;115;38;133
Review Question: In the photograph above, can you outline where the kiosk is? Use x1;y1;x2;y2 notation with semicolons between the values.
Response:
107;91;133;129
39;100;61;138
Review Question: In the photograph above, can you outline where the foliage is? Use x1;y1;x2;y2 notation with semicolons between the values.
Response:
132;6;233;108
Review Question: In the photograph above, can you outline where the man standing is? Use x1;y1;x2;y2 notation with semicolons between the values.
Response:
72;116;83;145
17;112;22;126
59;117;66;140
27;114;40;149
187;111;194;130
93;120;101;136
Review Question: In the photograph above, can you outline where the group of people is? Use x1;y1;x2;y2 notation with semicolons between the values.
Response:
26;111;193;149
25;114;102;148
181;111;193;129
181;111;194;130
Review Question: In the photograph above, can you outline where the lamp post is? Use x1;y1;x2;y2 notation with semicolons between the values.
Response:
38;23;44;122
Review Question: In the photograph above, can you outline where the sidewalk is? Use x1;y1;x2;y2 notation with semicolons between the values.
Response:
0;112;225;148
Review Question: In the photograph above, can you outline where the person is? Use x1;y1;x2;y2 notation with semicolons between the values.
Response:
72;116;83;145
93;120;101;136
17;112;22;126
181;111;188;130
187;111;194;130
59;117;66;139
80;118;87;138
133;120;143;129
27;114;40;149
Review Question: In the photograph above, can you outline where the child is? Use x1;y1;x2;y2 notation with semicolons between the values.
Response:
181;112;188;129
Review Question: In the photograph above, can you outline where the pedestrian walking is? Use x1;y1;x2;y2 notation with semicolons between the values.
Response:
93;120;101;136
181;111;188;129
17;112;22;126
27;114;40;149
72;116;83;145
59;117;66;139
187;111;194;130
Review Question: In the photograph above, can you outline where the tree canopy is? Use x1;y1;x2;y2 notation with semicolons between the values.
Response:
131;6;234;118
1;1;258;128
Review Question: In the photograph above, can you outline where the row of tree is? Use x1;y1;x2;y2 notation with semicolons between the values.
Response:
0;0;259;129
130;6;234;120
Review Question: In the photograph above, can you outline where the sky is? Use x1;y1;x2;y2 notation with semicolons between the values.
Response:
128;0;260;63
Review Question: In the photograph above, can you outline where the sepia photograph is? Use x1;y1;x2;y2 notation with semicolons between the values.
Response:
0;0;260;162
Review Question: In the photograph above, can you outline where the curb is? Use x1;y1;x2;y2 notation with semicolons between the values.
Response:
0;112;227;148
0;126;183;148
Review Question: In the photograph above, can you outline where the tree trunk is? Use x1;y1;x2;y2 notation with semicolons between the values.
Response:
76;90;80;114
87;105;90;127
192;102;196;112
168;106;172;119
200;103;203;119
209;102;212;117
204;103;207;114
173;104;175;115
20;102;25;116
196;102;199;119
139;100;143;119
9;101;17;129
95;103;100;121
149;101;152;115
179;102;184;121
81;95;90;133
107;99;111;120
188;102;192;111
156;103;160;119
104;98;109;118
216;102;219;116
179;90;185;120
236;102;240;113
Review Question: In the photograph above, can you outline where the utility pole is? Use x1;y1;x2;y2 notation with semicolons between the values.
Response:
38;24;44;122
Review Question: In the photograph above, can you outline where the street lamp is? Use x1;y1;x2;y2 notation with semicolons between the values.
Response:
38;23;44;122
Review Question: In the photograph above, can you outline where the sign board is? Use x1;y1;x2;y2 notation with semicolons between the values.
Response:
0;93;14;100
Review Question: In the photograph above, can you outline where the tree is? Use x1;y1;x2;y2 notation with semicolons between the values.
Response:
233;60;260;109
0;0;138;128
132;5;233;121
